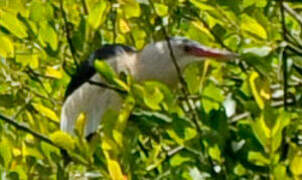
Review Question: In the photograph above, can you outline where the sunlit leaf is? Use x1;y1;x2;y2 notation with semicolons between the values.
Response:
154;3;168;17
0;11;27;38
241;14;267;39
248;151;270;166
0;35;14;58
87;1;108;29
50;131;75;150
32;103;59;122
45;66;63;79
290;154;302;175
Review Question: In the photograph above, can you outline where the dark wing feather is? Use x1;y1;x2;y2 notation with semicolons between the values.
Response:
64;44;135;99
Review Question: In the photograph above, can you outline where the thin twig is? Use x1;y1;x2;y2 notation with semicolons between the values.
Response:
283;3;302;25
81;0;88;15
59;0;80;70
280;0;288;110
88;80;127;94
148;0;202;134
0;114;59;148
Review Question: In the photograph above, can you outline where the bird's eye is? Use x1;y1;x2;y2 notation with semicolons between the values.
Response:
184;45;190;52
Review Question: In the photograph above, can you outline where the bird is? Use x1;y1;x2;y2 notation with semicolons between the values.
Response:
60;37;237;137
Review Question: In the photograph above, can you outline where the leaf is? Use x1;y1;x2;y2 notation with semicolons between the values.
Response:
87;1;108;29
0;35;14;57
94;60;117;84
208;144;222;162
248;151;270;166
154;3;168;17
50;131;75;150
202;83;224;113
32;103;59;122
241;14;267;39
104;152;125;180
249;72;264;109
15;54;39;69
190;0;215;11
0;138;12;168
290;154;302;175
74;112;87;138
170;153;191;167
119;18;130;34
234;164;247;176
45;66;63;79
120;0;141;18
38;22;58;50
143;86;164;110
0;11;27;38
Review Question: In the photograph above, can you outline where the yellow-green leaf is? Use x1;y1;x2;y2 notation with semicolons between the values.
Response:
249;72;264;109
121;0;141;18
119;18;130;34
16;54;39;69
154;3;168;17
32;103;59;122
94;60;117;84
87;1;108;29
0;35;14;58
50;131;75;150
45;66;63;79
241;14;267;39
38;22;58;50
290;154;302;175
0;11;27;38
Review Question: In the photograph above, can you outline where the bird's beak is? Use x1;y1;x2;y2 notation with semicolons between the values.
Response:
188;45;238;61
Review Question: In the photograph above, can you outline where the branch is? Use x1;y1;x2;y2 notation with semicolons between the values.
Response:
148;0;202;134
81;0;88;15
283;3;302;25
0;113;59;148
280;0;289;110
59;0;80;71
88;80;127;94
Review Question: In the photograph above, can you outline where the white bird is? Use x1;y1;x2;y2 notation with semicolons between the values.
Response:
60;37;236;137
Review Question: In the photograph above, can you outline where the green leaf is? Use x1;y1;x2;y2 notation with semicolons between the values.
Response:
208;144;222;162
87;1;108;29
0;35;14;58
190;0;215;11
248;151;270;166
290;154;302;175
50;131;75;150
121;0;141;18
32;103;59;122
143;85;164;110
15;54;39;69
202;83;224;113
0;11;27;38
94;60;117;84
241;14;267;39
38;22;58;50
154;3;168;17
249;72;264;109
234;164;247;176
0;138;12;168
170;153;191;166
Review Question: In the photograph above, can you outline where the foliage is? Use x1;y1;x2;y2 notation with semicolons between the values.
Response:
0;0;302;179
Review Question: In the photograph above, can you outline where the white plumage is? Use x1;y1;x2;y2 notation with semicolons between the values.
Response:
60;37;236;136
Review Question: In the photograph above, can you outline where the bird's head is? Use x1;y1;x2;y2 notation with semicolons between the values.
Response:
140;37;237;69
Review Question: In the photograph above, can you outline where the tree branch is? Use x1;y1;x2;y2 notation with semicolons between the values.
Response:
59;0;80;71
0;113;59;148
148;0;202;134
280;0;289;110
81;0;88;15
283;3;302;25
88;80;127;94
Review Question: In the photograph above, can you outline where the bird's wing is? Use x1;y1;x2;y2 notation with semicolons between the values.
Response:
61;44;135;136
61;74;122;136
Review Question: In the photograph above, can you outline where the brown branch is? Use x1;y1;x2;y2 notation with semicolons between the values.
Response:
0;113;59;148
88;80;127;94
148;0;202;134
81;0;88;15
59;0;80;70
280;0;289;110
